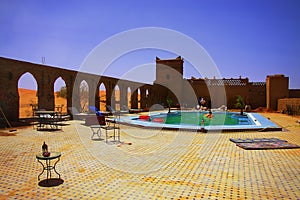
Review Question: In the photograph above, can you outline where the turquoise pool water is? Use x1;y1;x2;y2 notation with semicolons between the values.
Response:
120;111;282;132
147;112;252;126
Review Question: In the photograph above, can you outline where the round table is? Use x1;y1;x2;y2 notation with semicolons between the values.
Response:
36;152;61;181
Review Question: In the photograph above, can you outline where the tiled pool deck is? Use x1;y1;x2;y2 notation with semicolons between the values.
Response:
0;113;299;199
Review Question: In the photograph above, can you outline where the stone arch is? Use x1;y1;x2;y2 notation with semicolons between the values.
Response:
72;72;93;113
127;87;131;109
18;72;38;118
137;88;141;109
54;77;67;114
114;84;120;111
145;88;150;108
79;80;89;112
98;82;107;111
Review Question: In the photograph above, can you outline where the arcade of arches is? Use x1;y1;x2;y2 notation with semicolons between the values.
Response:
0;57;153;121
0;56;299;122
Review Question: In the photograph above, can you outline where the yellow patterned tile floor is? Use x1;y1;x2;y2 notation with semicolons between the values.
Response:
0;113;299;199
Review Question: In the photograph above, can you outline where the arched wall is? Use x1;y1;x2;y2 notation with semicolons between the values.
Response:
0;57;153;122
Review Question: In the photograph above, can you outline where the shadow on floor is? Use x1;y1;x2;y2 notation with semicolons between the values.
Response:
38;178;64;187
0;131;17;136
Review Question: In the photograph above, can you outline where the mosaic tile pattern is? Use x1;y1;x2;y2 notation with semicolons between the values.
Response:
0;113;299;199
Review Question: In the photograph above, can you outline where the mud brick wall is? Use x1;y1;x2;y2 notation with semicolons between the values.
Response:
278;98;300;115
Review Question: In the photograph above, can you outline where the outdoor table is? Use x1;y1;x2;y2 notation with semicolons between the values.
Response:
36;152;61;181
35;111;61;130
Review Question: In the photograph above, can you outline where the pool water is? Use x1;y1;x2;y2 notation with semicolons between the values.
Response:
139;111;253;126
124;111;281;131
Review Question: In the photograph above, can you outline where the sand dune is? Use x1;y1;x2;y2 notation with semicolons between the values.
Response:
19;88;67;118
18;88;108;118
19;88;38;118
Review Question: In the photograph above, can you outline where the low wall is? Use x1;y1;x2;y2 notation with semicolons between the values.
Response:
278;98;300;115
289;89;300;98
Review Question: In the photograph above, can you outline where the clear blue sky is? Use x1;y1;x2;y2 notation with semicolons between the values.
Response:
1;0;299;89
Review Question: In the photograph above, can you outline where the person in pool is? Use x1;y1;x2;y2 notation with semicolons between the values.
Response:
205;110;214;119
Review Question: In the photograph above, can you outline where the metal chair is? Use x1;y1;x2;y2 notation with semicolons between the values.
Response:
90;114;120;143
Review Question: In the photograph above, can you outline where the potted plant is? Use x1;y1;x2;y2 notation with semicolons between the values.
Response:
235;95;245;115
166;96;173;113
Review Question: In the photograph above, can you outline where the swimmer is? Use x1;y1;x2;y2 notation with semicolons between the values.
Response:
205;111;214;118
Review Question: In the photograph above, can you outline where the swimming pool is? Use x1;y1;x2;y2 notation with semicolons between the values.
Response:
145;112;253;126
119;111;282;132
